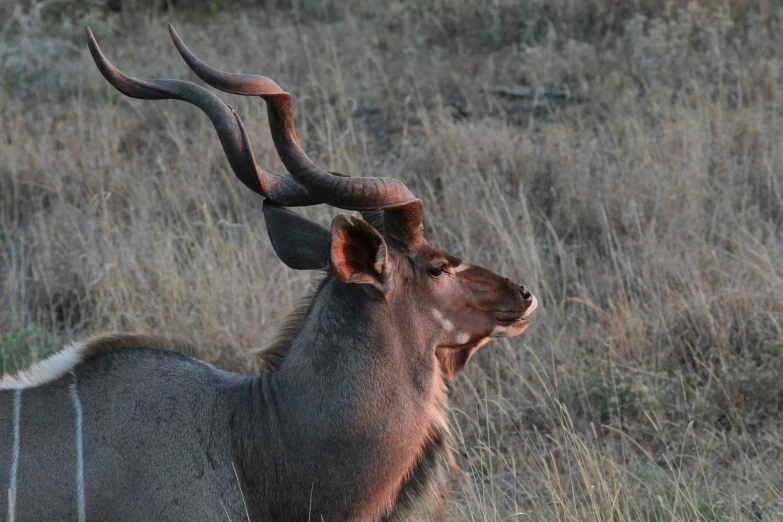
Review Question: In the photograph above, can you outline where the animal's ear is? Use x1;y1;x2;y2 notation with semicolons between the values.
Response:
263;202;330;270
330;215;388;287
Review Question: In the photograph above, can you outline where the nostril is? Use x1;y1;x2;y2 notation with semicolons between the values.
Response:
518;285;532;300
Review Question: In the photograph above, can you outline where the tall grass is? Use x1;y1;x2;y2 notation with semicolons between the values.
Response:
2;1;783;519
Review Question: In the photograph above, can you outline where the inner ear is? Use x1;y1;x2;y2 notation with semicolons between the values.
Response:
330;215;388;287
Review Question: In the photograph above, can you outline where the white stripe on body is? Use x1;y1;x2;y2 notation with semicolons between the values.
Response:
8;388;21;522
68;373;86;522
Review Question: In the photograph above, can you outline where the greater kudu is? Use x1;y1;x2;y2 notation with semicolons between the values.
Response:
0;26;537;521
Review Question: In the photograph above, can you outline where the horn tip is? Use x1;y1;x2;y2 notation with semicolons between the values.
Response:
168;24;186;52
168;24;182;43
85;26;101;57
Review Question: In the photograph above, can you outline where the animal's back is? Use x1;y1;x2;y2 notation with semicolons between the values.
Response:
1;346;250;521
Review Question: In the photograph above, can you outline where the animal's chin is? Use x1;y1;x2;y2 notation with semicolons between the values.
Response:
435;338;491;379
438;337;491;353
498;318;530;338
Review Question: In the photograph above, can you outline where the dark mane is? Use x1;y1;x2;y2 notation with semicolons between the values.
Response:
254;278;324;371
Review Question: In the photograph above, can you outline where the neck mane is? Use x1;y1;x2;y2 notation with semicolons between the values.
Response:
256;287;317;371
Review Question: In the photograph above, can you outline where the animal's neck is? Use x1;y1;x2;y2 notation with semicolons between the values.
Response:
233;277;448;520
286;277;435;381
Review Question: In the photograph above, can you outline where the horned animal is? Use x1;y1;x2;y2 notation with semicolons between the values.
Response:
0;26;537;521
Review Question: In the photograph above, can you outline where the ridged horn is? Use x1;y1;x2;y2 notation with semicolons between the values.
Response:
168;25;424;247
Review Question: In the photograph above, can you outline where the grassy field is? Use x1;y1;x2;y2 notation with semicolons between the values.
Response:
2;1;783;519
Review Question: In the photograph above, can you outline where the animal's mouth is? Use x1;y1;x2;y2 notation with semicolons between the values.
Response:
494;293;537;327
441;293;538;350
492;318;530;338
493;297;536;337
495;313;524;327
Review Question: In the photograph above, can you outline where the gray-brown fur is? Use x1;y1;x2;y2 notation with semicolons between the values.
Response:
2;346;249;521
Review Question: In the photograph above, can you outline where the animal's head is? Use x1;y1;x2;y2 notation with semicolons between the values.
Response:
87;25;536;378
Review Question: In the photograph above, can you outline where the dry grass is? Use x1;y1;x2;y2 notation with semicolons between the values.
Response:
2;1;783;520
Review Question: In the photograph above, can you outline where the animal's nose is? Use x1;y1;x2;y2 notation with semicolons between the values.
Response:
518;285;533;300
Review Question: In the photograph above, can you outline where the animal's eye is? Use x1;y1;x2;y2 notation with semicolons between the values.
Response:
428;263;446;277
